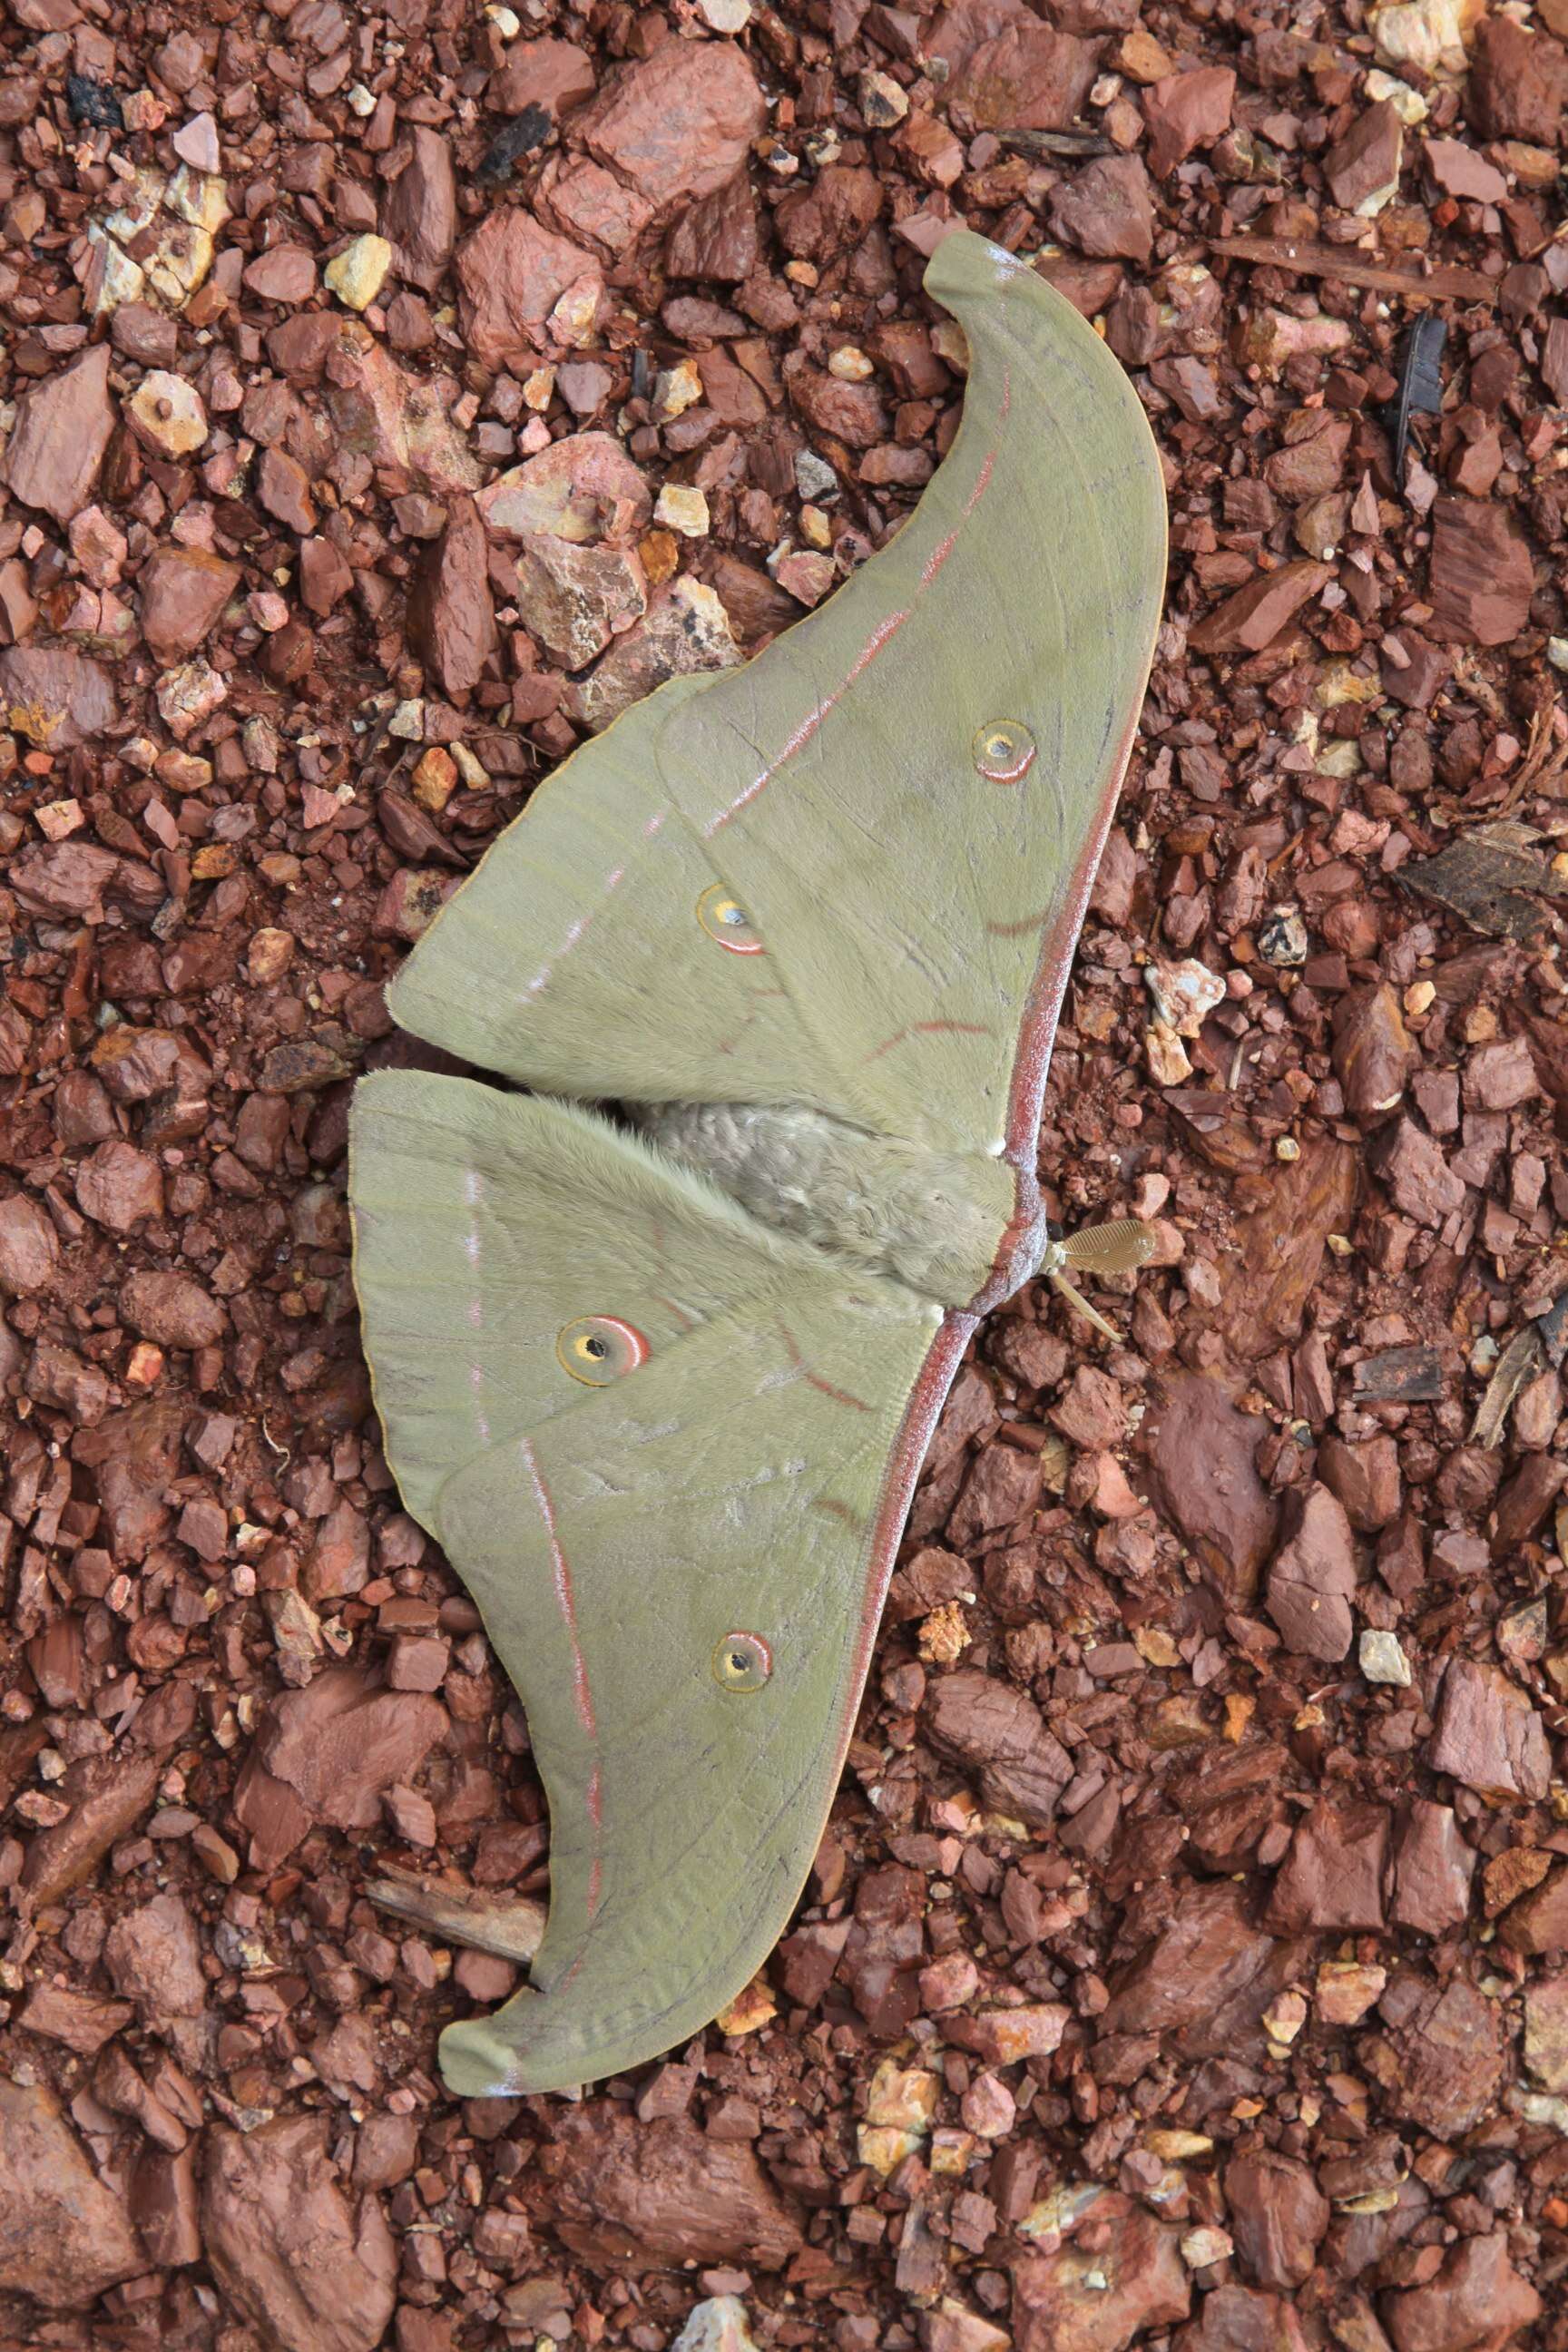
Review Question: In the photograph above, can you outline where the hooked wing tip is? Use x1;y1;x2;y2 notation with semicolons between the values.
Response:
439;2014;549;2100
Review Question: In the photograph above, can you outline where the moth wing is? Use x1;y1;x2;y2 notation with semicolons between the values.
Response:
349;1069;865;1534
387;230;1166;1160
349;1072;956;2092
433;1282;954;2096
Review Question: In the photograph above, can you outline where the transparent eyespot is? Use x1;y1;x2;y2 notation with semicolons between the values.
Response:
711;1631;772;1692
972;719;1036;784
697;882;763;954
555;1315;650;1387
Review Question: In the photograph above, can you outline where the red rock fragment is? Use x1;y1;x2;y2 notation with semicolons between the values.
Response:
1468;14;1567;144
22;1750;162;1903
1424;136;1508;201
478;430;651;545
17;1980;133;2052
1542;316;1568;405
120;1268;227;1349
324;329;480;497
1050;154;1157;263
1142;65;1235;175
568;577;740;731
1388;2230;1541;2352
74;1139;164;1233
777;1916;852;2005
667;175;760;282
258;446;318;535
1332;983;1412;1116
1175;2285;1311;2352
0;643;118;747
1388;1799;1475;1935
383;126;456;293
948;1440;1041;1546
140;544;242;662
1013;2198;1190;2352
300;534;354;614
231;1667;446;1867
0;346;115;524
103;1891;207;2018
1102;1882;1312;2058
1426;1658;1550;1801
407;495;497;699
789;365;889;451
490;34;597;118
924;1670;1071;1825
1428;496;1534;646
539;2108;804;2269
202;2116;397;2352
0;1190;58;1293
945;2004;1069;2064
1317;1433;1402;1531
542;157;655;259
131;2146;202;2269
1322;100;1404;212
1190;561;1330;655
456;211;600;373
244;245;317;303
1265;1484;1357;1661
1223;2149;1328;2290
514;534;647;670
1361;1971;1502;2137
897;112;967;190
1465;1034;1537;1111
954;22;1102;133
1493;1453;1568;1556
0;2079;143;2309
576;43;765;210
775;164;885;264
1373;1118;1466;1228
1267;1799;1389;1931
1142;1374;1279;1602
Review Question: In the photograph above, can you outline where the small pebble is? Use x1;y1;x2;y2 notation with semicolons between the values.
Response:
324;233;392;312
655;484;711;538
1360;1629;1413;1686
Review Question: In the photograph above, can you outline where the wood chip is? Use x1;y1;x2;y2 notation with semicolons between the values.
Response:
1208;234;1499;303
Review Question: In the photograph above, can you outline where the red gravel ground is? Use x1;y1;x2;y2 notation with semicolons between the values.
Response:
4;0;1568;2347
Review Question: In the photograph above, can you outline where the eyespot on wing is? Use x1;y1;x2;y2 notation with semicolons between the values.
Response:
555;1315;650;1386
711;1630;772;1691
696;883;764;955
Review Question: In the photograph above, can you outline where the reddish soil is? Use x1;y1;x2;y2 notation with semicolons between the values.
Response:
4;1;1568;2349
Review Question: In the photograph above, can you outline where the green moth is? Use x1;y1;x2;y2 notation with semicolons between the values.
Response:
348;230;1167;2097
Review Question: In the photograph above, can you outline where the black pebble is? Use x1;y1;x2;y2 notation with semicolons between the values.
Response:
475;106;552;184
65;74;126;133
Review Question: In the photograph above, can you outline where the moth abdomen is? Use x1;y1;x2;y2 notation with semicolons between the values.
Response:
629;1099;1028;1309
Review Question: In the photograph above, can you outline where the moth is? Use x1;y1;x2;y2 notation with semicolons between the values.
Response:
348;230;1168;2096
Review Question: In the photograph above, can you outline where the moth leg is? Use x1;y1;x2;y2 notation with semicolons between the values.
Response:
1047;1217;1160;1339
1049;1269;1122;1341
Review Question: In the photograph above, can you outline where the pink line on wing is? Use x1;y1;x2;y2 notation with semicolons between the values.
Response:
704;608;912;834
517;821;657;1002
865;1017;992;1063
706;404;1004;830
520;1443;607;1946
520;1436;597;1740
779;1323;873;1414
463;1171;491;1440
586;1769;603;1919
924;449;998;585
